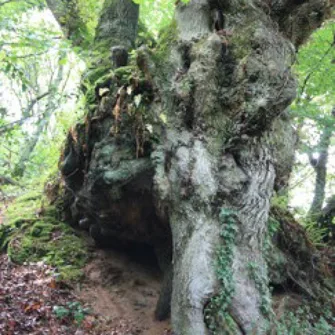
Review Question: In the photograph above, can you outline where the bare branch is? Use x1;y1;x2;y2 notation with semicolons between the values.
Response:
0;91;50;134
271;0;334;47
13;51;48;59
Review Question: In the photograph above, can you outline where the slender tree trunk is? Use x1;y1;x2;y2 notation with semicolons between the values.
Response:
308;124;333;220
14;114;49;177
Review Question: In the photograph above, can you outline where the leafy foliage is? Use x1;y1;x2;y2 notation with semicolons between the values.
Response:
272;306;334;335
0;3;83;181
136;0;175;36
291;20;334;149
0;1;58;87
53;301;91;325
289;20;335;221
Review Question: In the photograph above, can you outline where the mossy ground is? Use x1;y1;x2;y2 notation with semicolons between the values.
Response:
0;190;88;282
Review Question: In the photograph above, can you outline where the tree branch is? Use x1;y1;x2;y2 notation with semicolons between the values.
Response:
0;175;22;187
298;38;334;100
272;0;334;47
0;91;50;134
13;51;48;59
45;0;90;47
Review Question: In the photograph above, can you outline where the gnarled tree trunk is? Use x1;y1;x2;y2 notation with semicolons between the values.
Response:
48;0;333;334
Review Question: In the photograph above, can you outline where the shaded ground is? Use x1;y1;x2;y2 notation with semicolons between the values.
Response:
0;200;172;334
0;253;96;335
0;247;172;335
76;248;172;335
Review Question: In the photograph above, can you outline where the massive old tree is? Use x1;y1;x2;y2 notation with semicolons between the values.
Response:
47;0;333;334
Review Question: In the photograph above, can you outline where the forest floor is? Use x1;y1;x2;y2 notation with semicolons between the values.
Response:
0;201;172;335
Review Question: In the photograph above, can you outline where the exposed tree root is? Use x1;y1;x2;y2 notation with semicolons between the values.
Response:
269;206;335;314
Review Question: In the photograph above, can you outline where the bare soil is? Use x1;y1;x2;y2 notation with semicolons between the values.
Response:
76;247;172;335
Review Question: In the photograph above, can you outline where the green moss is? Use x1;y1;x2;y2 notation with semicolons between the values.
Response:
114;65;136;83
15;190;41;203
81;42;113;102
30;220;55;238
0;224;14;250
0;191;88;282
95;71;114;86
84;65;111;87
42;206;61;223
5;191;41;223
152;19;178;75
229;21;256;60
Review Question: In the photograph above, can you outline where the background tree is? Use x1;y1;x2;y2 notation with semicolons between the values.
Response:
290;20;334;240
0;1;82;183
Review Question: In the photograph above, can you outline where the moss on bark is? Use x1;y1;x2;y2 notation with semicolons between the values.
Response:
0;190;88;282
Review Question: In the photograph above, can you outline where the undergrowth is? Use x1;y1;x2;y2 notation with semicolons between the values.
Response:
0;190;88;281
53;301;91;326
270;304;335;335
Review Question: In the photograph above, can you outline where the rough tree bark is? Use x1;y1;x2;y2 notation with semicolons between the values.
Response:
154;1;331;333
45;0;91;46
47;0;333;334
95;0;139;49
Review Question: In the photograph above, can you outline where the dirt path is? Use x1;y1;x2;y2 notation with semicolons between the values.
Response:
76;248;172;335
